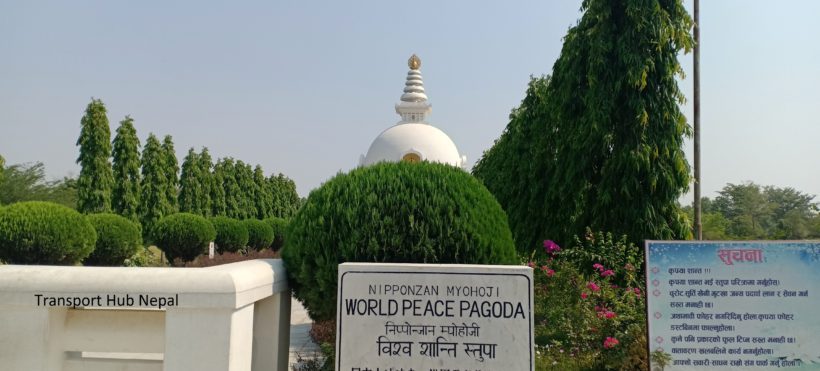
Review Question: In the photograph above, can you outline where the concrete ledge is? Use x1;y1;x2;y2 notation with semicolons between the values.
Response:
0;259;287;309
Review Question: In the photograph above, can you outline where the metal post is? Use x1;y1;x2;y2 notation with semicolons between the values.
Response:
693;0;702;240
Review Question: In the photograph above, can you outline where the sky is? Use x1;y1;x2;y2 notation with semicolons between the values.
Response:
1;1;818;202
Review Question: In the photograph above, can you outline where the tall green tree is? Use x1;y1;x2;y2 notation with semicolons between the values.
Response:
210;157;227;217
76;98;114;213
178;148;201;214
197;147;213;217
234;160;257;219
140;134;170;238
476;0;694;248
253;165;273;219
111;116;141;221
473;77;552;252
161;135;179;212
217;158;243;218
268;173;300;218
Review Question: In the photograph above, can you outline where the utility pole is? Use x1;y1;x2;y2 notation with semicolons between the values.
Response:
694;0;702;240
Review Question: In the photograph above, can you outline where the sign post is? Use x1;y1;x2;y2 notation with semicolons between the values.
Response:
646;241;820;370
336;263;534;371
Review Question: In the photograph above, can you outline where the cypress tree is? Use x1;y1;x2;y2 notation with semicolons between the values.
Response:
111;115;141;221
178;148;201;214
161;135;179;212
76;98;114;213
253;165;273;219
197;148;213;217
140;134;170;238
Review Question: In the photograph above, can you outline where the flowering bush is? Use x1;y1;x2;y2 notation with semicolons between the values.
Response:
530;233;647;370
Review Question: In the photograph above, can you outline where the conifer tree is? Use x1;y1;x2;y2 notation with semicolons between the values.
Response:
76;98;114;213
140;134;170;237
253;165;273;219
161;135;179;212
178;148;200;214
197;147;213;217
111;116;141;221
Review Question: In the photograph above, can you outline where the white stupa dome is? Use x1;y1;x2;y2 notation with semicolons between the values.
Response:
360;54;467;169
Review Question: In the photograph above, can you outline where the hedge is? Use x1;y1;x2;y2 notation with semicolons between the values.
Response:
210;216;249;253
153;213;216;264
84;213;143;266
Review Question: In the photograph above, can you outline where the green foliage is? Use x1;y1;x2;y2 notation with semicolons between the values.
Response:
476;0;694;248
254;165;273;219
0;154;5;198
153;212;216;264
264;217;288;251
76;98;114;213
111;116;141;221
530;236;646;370
234;160;257;219
283;162;518;321
243;218;274;251
84;213;142;266
161;135;179;213
216;158;243;218
179;148;204;215
0;162;78;208
473;76;551;254
209;153;227;217
0;201;97;264
139;134;172;239
269;173;301;218
557;229;644;285
210;216;249;253
196;148;213;216
690;182;820;239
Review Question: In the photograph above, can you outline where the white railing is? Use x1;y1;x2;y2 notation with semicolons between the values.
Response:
0;259;291;371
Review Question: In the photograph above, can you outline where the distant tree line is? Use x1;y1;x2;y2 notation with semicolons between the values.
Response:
684;182;820;240
0;99;300;239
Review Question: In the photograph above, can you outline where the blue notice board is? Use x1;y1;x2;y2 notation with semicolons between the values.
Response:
646;241;820;370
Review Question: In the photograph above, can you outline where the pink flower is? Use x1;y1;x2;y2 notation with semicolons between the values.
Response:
633;287;642;296
603;337;619;349
605;311;616;319
543;240;561;255
601;269;615;277
546;269;555;277
592;263;604;272
581;292;588;299
527;261;535;268
586;282;600;292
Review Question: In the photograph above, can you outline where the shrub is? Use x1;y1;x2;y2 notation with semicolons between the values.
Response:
0;201;97;265
210;216;249;253
84;213;142;266
264;217;288;251
153;213;215;264
243;219;274;251
283;161;518;321
530;235;647;369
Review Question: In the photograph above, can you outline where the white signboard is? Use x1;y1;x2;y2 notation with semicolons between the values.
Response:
208;241;215;259
336;263;534;371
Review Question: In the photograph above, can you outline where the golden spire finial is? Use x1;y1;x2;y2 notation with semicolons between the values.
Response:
408;54;421;70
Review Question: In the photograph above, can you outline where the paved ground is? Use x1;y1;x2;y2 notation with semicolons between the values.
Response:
288;297;322;369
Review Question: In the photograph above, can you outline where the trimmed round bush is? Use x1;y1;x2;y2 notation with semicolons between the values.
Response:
243;219;274;251
0;201;97;265
210;216;249;253
264;217;288;251
84;213;143;266
153;213;216;264
283;162;518;321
